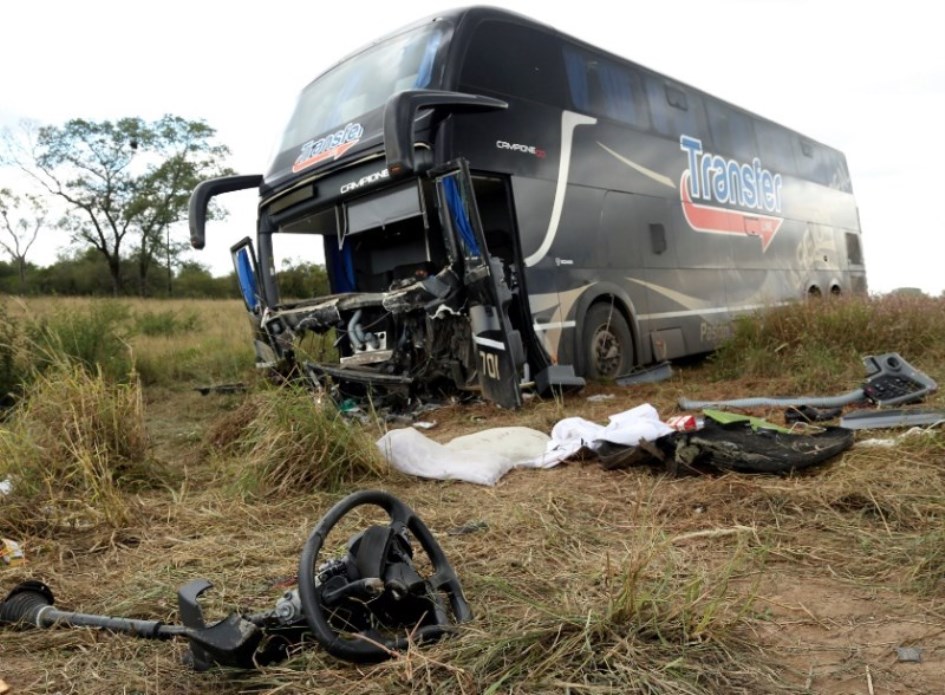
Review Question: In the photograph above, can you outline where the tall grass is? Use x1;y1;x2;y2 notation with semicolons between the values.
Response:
711;294;945;390
207;385;387;495
27;300;135;381
0;360;154;534
0;301;21;404
4;297;255;388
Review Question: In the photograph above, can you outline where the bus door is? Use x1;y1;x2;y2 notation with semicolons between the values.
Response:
229;236;282;369
433;160;524;409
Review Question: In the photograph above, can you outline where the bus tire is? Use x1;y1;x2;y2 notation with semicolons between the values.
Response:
582;303;634;380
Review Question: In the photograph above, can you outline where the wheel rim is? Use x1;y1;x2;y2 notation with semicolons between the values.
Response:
591;324;622;378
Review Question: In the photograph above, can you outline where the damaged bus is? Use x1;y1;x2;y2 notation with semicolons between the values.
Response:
189;7;866;409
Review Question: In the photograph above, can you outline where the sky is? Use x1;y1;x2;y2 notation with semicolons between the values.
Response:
1;0;943;295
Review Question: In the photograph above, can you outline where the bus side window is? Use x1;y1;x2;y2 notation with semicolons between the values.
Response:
562;45;650;129
458;20;566;104
706;99;757;161
646;77;707;138
795;140;850;191
845;232;864;266
755;120;799;177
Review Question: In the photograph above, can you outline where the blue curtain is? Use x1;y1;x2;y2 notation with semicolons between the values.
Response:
326;238;356;292
236;250;259;311
414;33;442;88
443;176;480;257
563;47;589;111
598;62;638;125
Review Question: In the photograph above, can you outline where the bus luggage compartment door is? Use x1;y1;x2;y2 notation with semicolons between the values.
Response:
434;160;523;410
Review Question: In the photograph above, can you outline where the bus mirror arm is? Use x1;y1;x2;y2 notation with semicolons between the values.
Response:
189;174;264;249
384;90;507;177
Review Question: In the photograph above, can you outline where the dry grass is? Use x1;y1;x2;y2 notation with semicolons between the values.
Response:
0;362;156;535
711;294;945;391
3;296;253;387
1;294;944;694
0;361;155;534
207;385;389;496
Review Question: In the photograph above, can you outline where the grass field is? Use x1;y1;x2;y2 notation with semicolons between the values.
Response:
1;294;943;694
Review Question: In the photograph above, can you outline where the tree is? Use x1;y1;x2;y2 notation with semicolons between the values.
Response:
4;116;232;294
0;187;46;291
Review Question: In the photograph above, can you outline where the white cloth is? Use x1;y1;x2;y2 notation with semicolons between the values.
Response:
541;403;674;466
377;405;672;485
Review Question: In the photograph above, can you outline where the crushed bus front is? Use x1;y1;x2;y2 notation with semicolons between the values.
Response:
190;146;531;410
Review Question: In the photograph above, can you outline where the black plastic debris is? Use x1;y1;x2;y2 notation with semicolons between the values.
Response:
664;420;854;474
785;405;842;424
194;383;247;396
896;646;923;663
595;419;854;476
616;361;673;387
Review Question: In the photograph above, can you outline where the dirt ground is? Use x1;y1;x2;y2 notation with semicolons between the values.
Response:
2;373;943;694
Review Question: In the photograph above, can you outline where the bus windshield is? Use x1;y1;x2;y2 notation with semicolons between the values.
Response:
274;22;448;159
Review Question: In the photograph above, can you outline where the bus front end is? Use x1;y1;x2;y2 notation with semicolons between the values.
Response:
189;17;527;409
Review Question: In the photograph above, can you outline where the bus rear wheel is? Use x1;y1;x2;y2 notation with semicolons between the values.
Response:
582;304;633;380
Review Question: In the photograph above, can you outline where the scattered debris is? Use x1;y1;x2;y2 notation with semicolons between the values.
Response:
896;646;924;663
0;539;25;567
412;421;437;430
585;393;616;403
597;418;854;476
448;520;488;536
194;383;247;396
615;360;673;386
664;420;854;475
840;408;945;430
679;353;937;410
666;414;702;432
856;427;941;448
0;478;11;497
703;409;792;433
0;491;470;668
785;405;842;423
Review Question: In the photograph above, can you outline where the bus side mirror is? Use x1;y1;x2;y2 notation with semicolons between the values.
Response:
189;174;263;249
384;90;507;177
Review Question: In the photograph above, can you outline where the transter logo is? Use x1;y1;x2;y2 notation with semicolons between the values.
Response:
679;135;783;251
293;123;364;174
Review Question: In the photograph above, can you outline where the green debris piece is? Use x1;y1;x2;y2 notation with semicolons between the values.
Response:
702;409;792;433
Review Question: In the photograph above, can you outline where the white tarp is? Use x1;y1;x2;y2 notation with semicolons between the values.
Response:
377;426;552;486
